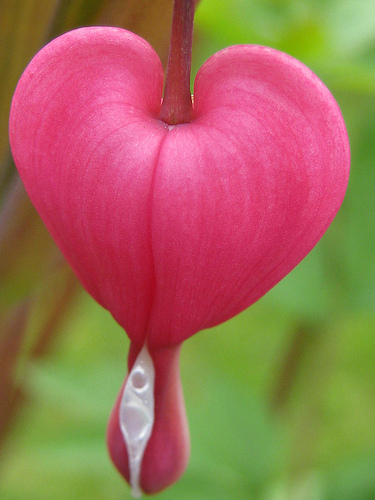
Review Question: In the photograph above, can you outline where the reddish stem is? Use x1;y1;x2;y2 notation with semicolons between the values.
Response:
159;0;195;125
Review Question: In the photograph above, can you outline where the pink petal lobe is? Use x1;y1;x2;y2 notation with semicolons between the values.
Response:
9;27;167;345
107;343;190;494
147;45;350;347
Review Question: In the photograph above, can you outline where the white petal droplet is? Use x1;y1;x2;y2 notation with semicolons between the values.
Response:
119;344;155;498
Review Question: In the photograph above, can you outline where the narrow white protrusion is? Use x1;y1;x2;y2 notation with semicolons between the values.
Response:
119;345;155;498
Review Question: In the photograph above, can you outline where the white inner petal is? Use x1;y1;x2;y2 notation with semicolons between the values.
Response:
119;345;155;498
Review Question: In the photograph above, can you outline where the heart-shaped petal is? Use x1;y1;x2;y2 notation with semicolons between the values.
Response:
10;27;349;351
10;26;350;495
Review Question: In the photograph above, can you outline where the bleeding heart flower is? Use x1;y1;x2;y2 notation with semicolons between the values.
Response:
9;3;349;495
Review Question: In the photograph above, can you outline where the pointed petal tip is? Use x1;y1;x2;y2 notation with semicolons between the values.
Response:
107;343;190;495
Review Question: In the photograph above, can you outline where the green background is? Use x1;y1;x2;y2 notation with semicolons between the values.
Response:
0;0;374;499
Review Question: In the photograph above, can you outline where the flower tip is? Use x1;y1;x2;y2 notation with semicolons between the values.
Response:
106;344;190;495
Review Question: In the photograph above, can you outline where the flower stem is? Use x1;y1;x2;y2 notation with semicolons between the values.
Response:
159;0;195;125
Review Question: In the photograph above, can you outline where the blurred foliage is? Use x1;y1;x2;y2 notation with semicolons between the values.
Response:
0;0;374;499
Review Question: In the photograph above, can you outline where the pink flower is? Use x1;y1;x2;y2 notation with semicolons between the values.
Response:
9;27;349;494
